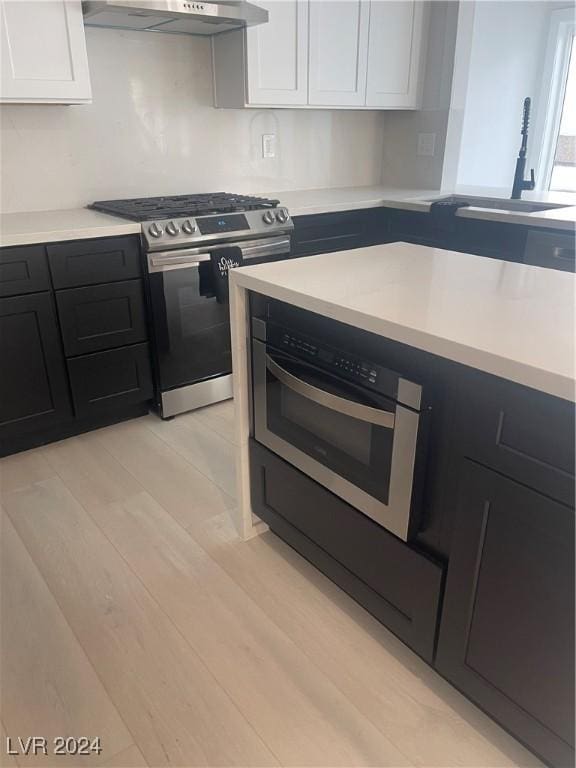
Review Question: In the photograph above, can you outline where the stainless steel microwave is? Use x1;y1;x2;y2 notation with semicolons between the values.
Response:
251;313;428;541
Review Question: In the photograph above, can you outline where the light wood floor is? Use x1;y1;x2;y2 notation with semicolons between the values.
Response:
0;403;542;768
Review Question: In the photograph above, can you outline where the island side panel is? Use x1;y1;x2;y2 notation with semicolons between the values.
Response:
229;279;269;540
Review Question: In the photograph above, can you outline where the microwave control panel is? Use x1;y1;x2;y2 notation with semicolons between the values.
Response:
279;331;378;386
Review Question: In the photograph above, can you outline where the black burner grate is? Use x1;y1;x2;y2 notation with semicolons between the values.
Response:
89;193;280;221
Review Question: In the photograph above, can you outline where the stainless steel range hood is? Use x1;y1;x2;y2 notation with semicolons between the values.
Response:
82;0;268;36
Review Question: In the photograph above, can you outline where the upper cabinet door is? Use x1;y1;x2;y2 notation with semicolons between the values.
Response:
365;0;427;109
246;0;308;106
308;0;369;107
0;0;91;103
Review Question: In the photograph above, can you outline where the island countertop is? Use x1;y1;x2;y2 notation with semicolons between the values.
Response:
231;242;575;402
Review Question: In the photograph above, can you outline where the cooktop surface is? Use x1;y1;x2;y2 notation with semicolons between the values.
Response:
90;193;280;221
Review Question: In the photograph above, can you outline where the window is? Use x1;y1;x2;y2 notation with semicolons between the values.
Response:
536;9;576;192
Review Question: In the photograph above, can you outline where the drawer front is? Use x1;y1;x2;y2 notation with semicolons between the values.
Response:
0;245;50;297
48;236;141;289
250;440;444;661
292;211;371;257
458;374;575;507
57;279;147;356
67;343;153;418
524;229;575;272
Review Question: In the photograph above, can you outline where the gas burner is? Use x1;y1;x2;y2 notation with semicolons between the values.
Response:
89;192;280;221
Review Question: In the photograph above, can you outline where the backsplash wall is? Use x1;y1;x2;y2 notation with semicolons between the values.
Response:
0;27;385;213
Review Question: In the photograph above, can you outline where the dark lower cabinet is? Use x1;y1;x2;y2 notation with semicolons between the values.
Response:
67;343;153;418
0;235;153;456
250;439;444;662
292;209;382;257
0;244;51;297
386;209;443;247
450;218;527;262
0;293;72;449
56;279;148;356
436;460;575;768
47;235;141;289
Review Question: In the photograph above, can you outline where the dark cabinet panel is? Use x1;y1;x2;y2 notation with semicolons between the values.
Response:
0;245;50;297
436;461;575;768
67;343;153;418
250;440;444;662
47;236;141;289
292;210;375;257
0;293;72;447
57;279;147;356
524;228;575;272
457;374;575;507
387;209;443;247
450;218;527;263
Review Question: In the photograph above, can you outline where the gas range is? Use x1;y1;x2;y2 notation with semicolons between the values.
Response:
89;192;293;418
90;192;292;251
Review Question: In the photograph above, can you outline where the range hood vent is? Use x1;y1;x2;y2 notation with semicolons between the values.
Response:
82;0;268;36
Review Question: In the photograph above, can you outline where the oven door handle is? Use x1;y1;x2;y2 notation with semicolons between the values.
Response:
148;252;211;273
266;354;395;428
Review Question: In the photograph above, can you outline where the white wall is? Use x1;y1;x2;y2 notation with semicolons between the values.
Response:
380;1;459;190
445;0;553;190
0;27;386;213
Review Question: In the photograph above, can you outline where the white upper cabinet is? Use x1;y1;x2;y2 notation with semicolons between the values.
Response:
246;0;308;105
0;0;92;104
212;0;429;110
308;0;369;107
366;0;427;108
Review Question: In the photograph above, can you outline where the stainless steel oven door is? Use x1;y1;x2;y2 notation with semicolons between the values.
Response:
147;237;291;394
253;339;421;541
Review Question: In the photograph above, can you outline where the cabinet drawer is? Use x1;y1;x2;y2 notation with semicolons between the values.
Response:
524;228;575;272
0;245;50;297
250;440;444;661
57;279;147;356
458;375;575;507
67;343;153;418
47;236;141;289
292;211;371;256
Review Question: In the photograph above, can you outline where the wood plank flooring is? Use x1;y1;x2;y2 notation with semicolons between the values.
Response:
0;402;542;768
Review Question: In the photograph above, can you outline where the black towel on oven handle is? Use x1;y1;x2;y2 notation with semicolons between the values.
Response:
209;246;243;304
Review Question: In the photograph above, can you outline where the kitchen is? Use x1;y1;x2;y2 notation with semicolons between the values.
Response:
0;1;574;767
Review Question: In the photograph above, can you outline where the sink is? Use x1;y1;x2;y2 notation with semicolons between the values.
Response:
425;195;569;214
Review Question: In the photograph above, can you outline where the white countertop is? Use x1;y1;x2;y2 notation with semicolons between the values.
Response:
231;242;576;402
1;184;575;247
275;184;576;231
0;208;141;247
273;186;436;217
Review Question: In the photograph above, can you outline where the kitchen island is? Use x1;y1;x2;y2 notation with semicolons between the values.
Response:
229;242;575;767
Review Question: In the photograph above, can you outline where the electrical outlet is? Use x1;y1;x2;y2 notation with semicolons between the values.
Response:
262;133;276;159
417;133;436;157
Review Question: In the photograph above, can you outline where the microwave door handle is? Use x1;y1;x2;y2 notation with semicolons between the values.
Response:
266;355;395;429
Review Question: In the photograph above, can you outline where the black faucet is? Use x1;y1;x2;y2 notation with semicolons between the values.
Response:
511;97;536;199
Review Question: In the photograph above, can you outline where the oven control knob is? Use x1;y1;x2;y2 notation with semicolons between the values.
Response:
181;218;197;234
262;210;275;224
148;222;163;238
166;221;180;236
276;208;289;224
